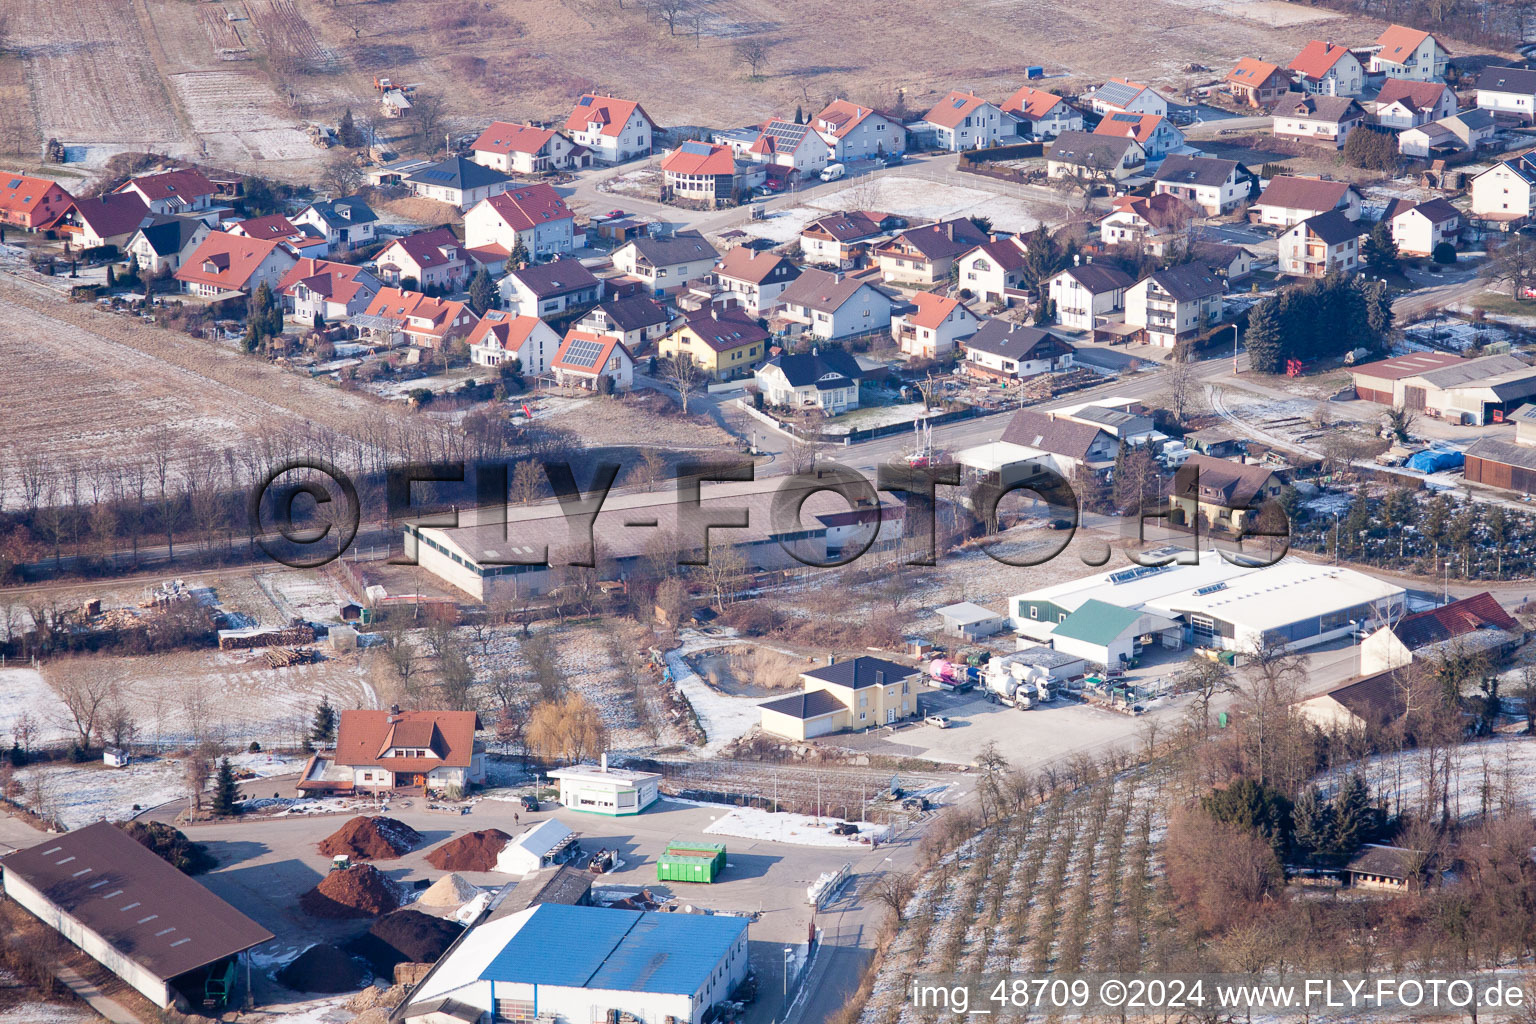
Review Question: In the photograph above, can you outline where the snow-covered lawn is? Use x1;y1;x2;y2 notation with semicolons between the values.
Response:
0;668;74;746
665;635;765;755
1315;735;1536;820
685;800;890;847
0;1003;98;1024
17;757;190;829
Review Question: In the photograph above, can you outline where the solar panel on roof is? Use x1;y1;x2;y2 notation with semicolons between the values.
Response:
6;179;19;188
563;338;606;368
579;96;593;106
952;98;966;108
681;140;714;155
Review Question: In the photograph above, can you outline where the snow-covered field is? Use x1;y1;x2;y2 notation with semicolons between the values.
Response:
1316;735;1536;821
0;1003;97;1024
17;757;189;829
0;668;75;746
698;803;890;847
731;174;1045;245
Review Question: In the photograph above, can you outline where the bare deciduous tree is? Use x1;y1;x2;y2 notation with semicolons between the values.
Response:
525;692;609;763
661;353;706;414
869;871;918;921
734;36;774;78
50;665;117;749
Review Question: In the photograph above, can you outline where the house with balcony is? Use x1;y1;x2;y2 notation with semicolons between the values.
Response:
775;268;894;340
812;100;907;161
1252;175;1363;227
799;211;903;268
466;310;560;375
574;295;672;353
1092;112;1185;160
1045;132;1145;182
278;258;382;322
1387;197;1461;257
657;306;768;379
1153;155;1255;216
1046;262;1134;330
0;172;73;231
1224;59;1292;107
714;246;801;315
1279;210;1361;277
48;192;151;250
355;287;479;348
1000;86;1083;138
891;291;980;359
1369;25;1450;82
291;196;378;252
500;257;604;318
746;119;834;180
660;141;744;208
469;121;587;174
1098;193;1196;257
124;214;209;274
1272;94;1364;149
874;218;990;286
754;347;866;414
918;91;1014;151
613;231;719;295
1470;154;1536;227
1288;40;1365;96
1123;263;1224;348
374;227;474;291
563;94;655;164
114;167;218;218
1373;78;1457;129
463;184;575;259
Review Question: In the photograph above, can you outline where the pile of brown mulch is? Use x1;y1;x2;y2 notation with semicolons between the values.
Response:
299;864;402;919
276;943;369;992
348;909;464;974
317;816;422;861
424;829;512;872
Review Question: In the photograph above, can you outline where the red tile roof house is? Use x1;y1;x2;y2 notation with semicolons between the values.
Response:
564;94;656;164
660;141;743;208
1372;78;1458;130
463;184;575;259
1224;58;1292;108
173;230;297;297
874;218;990;285
891;291;981;358
1359;591;1522;674
1001;86;1084;139
1288;40;1365;97
278;257;384;323
0;172;72;231
469;120;588;174
1092;111;1186;159
466;309;561;375
812;100;907;161
1251;175;1363;227
228;212;330;258
918;91;1015;151
746;119;834;180
551;329;635;390
298;708;486;793
955;237;1029;305
1370;24;1450;82
47;192;151;250
114;167;218;218
356;287;480;348
714;246;802;315
375;226;485;291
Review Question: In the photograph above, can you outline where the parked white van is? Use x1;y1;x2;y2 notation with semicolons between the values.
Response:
819;163;846;182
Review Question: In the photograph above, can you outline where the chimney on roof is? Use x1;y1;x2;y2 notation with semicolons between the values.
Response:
876;670;885;687
1074;253;1081;266
601;751;609;772
389;703;400;715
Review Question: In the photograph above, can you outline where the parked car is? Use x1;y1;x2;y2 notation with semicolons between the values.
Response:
924;714;951;729
520;794;539;812
883;153;905;167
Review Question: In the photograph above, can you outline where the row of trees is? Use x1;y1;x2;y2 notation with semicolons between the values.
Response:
1244;273;1394;374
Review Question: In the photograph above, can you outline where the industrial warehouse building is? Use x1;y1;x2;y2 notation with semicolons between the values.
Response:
1350;352;1536;425
399;902;750;1024
1011;551;1405;655
0;822;273;1009
405;478;902;602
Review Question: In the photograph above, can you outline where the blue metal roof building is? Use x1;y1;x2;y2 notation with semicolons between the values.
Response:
402;902;751;1024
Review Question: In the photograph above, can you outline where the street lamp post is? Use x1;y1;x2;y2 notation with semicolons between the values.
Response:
783;946;794;999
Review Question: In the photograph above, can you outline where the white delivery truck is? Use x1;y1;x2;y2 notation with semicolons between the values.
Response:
820;163;846;182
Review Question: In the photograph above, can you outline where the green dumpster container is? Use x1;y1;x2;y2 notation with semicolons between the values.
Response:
657;841;727;883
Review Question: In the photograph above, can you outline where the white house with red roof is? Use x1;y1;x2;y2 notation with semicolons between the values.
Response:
1288;41;1364;96
47;192;150;250
1370;25;1449;82
746;119;833;179
278;258;383;322
1372;78;1457;129
469;121;586;174
174;231;297;297
660;141;745;208
466;309;560;374
375;227;485;291
228;213;331;258
0;172;72;231
812;100;907;161
919;91;1013;151
1000;87;1083;139
463;184;575;258
956;237;1028;304
551;330;634;390
714;246;801;315
564;94;655;164
1088;78;1169;117
357;287;479;348
891;291;980;358
1092;112;1185;160
114;168;217;218
299;709;484;793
